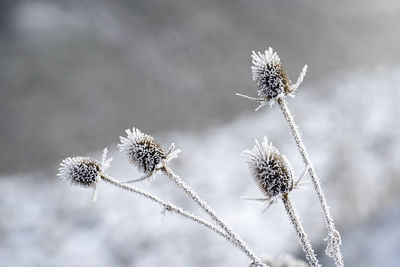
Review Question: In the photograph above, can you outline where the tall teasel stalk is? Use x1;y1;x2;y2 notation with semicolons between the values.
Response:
118;128;267;267
58;148;268;267
237;46;343;266
242;137;320;267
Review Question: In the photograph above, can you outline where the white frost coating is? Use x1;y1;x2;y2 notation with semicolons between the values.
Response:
238;46;308;110
251;48;281;78
282;195;321;267
58;148;112;187
278;98;344;267
58;149;112;201
118;127;180;180
162;165;268;267
242;138;320;266
291;65;308;92
58;156;96;185
242;137;294;204
4;67;400;267
101;148;113;172
251;48;287;103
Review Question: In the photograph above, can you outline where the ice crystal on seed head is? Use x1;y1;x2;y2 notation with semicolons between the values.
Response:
242;137;294;199
57;148;112;188
251;47;308;105
251;47;291;101
118;128;180;175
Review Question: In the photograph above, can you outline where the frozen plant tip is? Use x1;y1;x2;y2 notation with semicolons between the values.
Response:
236;47;307;110
242;138;320;267
58;157;100;187
252;48;291;101
242;137;294;208
58;148;112;201
118;128;180;181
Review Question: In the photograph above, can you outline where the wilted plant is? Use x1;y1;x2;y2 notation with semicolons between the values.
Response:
237;46;343;267
59;133;267;267
58;44;344;267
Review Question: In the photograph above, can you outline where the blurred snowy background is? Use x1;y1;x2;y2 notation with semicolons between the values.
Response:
1;0;400;266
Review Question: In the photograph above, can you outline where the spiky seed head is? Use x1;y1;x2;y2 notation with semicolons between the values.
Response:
58;157;101;188
251;47;292;102
118;128;167;174
242;137;294;199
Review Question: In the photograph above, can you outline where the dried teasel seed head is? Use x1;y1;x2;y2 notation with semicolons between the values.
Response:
251;47;292;102
242;137;294;199
58;149;112;189
118;128;176;174
58;157;101;188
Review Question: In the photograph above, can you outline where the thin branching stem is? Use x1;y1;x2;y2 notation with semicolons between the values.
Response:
100;174;229;239
277;98;344;266
100;174;266;266
281;194;320;267
161;166;267;267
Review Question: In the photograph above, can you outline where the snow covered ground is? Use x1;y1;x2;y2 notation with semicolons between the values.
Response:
1;66;400;267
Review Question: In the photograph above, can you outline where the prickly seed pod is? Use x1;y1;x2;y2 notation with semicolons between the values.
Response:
58;157;101;187
242;137;294;199
251;47;307;104
118;128;180;175
58;149;112;188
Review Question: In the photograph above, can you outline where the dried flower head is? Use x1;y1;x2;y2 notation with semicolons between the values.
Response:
251;47;291;101
118;128;180;176
58;148;112;188
242;137;294;200
242;47;307;109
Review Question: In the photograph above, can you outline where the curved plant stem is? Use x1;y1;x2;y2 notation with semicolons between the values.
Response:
161;166;267;267
100;174;267;267
277;98;344;267
281;194;320;267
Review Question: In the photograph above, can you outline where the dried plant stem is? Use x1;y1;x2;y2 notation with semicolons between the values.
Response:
281;194;320;267
100;174;266;267
277;98;344;267
100;174;229;239
161;166;267;267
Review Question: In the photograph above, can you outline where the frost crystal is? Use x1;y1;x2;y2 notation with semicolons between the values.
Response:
250;47;307;107
58;148;112;188
251;47;291;101
242;137;294;199
118;128;180;175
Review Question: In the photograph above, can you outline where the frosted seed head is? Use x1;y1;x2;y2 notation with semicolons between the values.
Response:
251;47;292;102
58;157;101;188
118;128;167;174
242;137;294;199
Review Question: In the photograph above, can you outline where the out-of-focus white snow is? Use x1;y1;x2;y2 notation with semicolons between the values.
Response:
1;66;399;267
